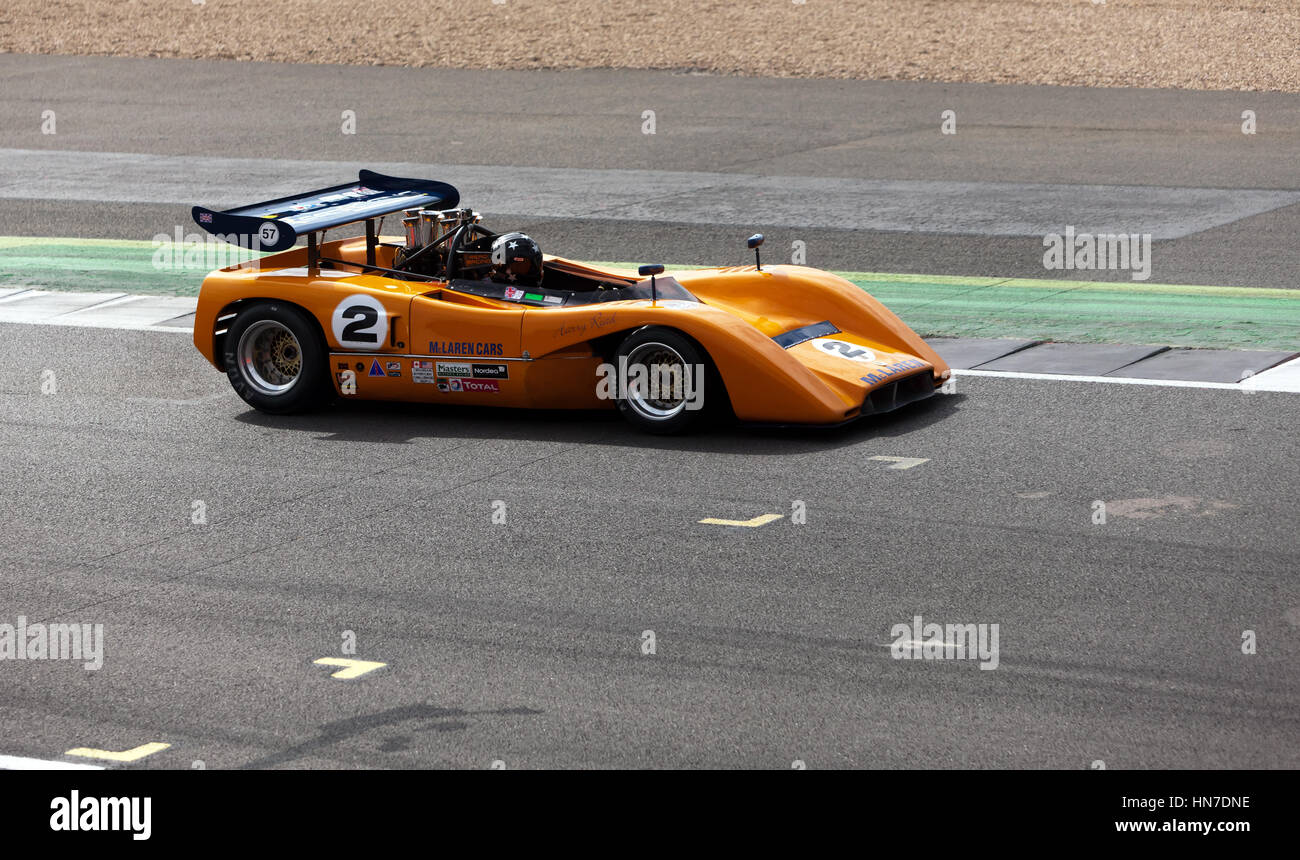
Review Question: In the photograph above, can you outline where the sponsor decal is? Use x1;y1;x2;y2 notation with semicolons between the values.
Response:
337;361;348;370
436;361;473;378
524;293;544;302
434;361;508;380
472;363;509;379
503;287;526;300
386;360;402;378
428;340;505;357
810;338;876;363
411;360;436;385
456;378;500;393
859;358;928;386
263;185;384;217
543;295;563;304
436;377;450;392
368;358;385;377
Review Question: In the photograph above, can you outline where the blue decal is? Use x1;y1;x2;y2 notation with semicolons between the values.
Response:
429;340;505;357
860;358;926;386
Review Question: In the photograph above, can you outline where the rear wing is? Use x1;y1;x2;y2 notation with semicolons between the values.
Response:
191;169;459;254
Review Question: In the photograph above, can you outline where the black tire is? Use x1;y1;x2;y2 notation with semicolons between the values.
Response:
222;301;329;414
613;326;722;434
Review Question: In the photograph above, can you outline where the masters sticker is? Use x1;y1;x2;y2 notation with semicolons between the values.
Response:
436;361;473;377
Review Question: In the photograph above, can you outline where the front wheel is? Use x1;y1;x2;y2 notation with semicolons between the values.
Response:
222;302;328;414
613;326;722;434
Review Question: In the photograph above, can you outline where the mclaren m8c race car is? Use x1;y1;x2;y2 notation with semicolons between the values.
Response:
190;170;950;434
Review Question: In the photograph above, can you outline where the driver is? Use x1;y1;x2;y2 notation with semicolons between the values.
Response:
489;232;543;287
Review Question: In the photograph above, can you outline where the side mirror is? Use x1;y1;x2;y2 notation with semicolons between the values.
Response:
746;233;765;270
638;264;664;303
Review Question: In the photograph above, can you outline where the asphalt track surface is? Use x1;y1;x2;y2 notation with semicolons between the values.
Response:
2;54;1300;286
3;324;1298;769
1;55;1298;768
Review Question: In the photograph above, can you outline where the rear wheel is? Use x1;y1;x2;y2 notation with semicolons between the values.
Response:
222;302;328;414
613;326;719;434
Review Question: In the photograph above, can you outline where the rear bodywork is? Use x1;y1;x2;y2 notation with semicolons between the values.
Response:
194;236;950;426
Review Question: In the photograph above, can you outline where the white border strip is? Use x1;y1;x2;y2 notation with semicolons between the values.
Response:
1241;355;1300;392
0;754;104;771
956;361;1300;393
0;316;194;333
956;368;1239;389
0;290;195;332
0;289;1294;390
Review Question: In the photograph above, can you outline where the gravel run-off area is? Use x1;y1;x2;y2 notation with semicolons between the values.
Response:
2;0;1298;92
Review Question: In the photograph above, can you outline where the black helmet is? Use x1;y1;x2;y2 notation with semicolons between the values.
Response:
490;232;543;286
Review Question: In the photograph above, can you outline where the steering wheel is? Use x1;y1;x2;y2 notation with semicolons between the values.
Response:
445;223;495;280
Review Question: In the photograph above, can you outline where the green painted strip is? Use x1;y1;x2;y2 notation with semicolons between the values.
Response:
590;261;1300;351
0;236;265;296
1;239;1298;350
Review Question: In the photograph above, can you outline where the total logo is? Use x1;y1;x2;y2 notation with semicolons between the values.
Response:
448;378;500;394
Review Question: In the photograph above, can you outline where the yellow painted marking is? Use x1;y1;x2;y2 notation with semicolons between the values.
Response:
698;513;784;527
313;657;387;679
65;742;170;762
869;456;930;470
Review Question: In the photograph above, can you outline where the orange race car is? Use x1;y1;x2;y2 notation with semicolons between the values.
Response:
191;170;950;433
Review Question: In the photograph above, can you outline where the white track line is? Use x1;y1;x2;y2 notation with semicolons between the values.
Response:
0;754;104;771
955;365;1299;393
1241;355;1300;393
